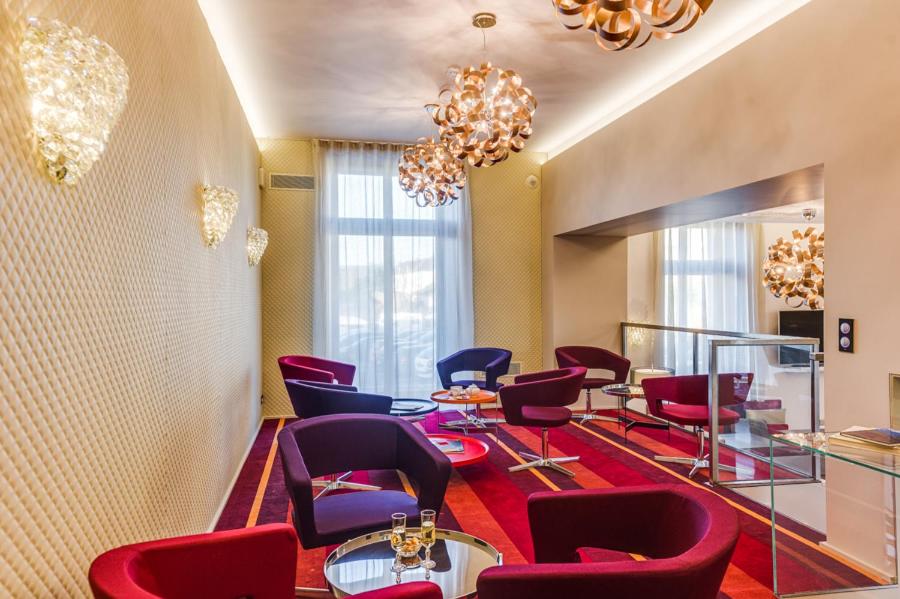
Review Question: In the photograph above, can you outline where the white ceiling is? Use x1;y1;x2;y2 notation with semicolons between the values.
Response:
198;0;809;157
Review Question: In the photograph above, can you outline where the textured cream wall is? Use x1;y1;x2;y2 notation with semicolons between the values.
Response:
259;143;544;414
469;152;544;373
259;139;315;416
0;1;261;596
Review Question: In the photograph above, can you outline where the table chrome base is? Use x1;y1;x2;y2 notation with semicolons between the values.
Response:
440;410;505;431
654;455;737;479
510;451;579;477
314;472;381;499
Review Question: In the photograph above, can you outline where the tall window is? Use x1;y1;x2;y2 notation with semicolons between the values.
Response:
313;141;474;397
657;221;760;373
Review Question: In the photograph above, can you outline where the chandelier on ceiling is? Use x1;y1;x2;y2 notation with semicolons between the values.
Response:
425;13;537;168
398;137;467;207
762;209;824;310
551;0;714;52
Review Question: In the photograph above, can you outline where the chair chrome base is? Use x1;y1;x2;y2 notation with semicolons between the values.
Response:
654;428;736;479
313;472;381;499
508;428;579;477
570;387;616;424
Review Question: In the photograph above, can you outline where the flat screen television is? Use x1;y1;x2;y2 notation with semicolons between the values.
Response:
778;310;824;366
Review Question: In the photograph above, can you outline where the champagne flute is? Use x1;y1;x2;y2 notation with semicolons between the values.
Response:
420;509;436;570
390;513;407;576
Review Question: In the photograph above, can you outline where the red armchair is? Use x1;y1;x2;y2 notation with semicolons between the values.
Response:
89;523;442;599
641;373;753;478
476;485;739;599
555;346;630;423
499;367;587;477
278;355;356;386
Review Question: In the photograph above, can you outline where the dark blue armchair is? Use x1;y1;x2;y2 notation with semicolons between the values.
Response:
436;347;512;392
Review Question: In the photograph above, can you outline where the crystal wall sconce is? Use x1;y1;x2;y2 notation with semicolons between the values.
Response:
247;227;268;266
20;17;129;185
200;185;239;248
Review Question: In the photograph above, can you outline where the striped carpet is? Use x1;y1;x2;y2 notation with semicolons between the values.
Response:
216;410;879;597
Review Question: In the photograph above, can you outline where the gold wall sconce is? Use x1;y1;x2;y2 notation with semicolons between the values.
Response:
247;227;268;266
20;17;129;185
201;185;239;248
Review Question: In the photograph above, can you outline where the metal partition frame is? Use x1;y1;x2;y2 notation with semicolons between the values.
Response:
708;336;820;486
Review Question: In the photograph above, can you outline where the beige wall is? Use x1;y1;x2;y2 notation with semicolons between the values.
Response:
542;0;898;566
542;0;900;431
469;152;544;373
259;144;544;413
0;1;261;595
259;139;315;416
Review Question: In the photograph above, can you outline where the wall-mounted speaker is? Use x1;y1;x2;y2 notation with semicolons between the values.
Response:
838;318;854;353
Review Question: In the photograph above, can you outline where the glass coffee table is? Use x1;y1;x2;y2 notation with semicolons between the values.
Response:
325;528;502;598
600;383;669;441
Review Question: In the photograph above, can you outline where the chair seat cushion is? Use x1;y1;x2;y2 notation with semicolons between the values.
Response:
314;490;420;544
520;405;572;427
583;377;616;390
659;404;741;427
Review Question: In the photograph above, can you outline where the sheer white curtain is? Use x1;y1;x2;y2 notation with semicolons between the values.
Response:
313;140;474;397
655;221;761;374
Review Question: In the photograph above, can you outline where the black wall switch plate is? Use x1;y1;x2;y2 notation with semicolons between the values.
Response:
838;318;854;353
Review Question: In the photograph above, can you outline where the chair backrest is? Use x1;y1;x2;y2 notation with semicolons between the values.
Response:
437;347;512;389
641;373;754;417
89;524;297;599
499;367;587;426
278;355;356;385
278;414;451;548
477;484;739;599
285;380;392;418
555;346;630;383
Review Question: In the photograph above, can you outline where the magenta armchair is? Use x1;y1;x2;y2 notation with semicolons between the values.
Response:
89;523;442;599
499;367;587;477
555;346;630;423
477;485;739;599
642;373;753;478
278;355;356;386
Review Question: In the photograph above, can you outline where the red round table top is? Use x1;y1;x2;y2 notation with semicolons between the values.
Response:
426;434;490;467
431;389;497;405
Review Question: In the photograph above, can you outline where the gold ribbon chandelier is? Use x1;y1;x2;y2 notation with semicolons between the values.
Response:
551;0;714;51
762;221;824;310
398;137;467;207
425;13;537;168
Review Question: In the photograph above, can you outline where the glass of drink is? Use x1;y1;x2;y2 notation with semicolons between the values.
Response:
420;509;437;570
390;513;407;575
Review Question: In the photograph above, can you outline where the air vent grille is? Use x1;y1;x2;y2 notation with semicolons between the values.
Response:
269;173;315;191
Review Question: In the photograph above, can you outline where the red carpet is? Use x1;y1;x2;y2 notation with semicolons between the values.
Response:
216;411;880;597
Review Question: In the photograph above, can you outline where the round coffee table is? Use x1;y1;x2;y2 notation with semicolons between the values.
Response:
390;398;438;420
426;434;490;467
600;383;669;440
325;528;502;598
431;389;503;433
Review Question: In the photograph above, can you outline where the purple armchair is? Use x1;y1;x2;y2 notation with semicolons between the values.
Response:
285;380;394;497
477;484;739;599
278;355;356;386
499;367;587;477
278;414;452;549
89;523;442;599
436;347;512;392
555;346;630;423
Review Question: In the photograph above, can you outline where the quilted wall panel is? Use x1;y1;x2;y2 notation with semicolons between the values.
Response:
259;139;315;417
0;1;261;596
259;142;543;415
468;152;545;374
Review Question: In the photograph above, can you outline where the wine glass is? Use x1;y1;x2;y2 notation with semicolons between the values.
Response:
420;509;436;570
390;513;407;577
